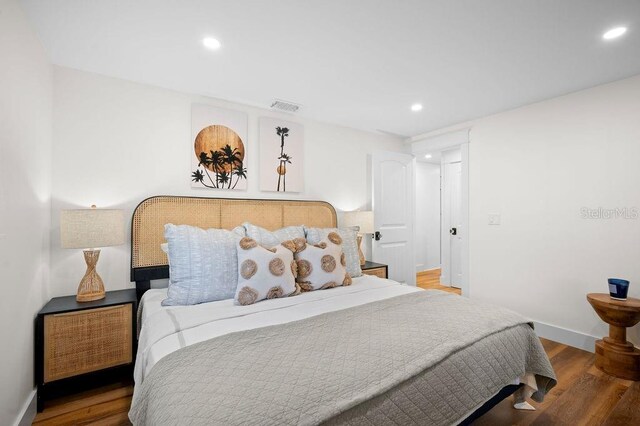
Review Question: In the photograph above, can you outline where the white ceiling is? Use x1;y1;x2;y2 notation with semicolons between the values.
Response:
20;0;640;137
416;151;441;165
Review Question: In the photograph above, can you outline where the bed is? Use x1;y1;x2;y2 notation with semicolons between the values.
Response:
128;196;556;425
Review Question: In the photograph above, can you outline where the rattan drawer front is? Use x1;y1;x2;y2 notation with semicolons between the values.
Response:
43;304;132;383
363;267;387;279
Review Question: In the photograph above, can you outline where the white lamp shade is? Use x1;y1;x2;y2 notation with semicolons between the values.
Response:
61;208;125;249
341;210;374;234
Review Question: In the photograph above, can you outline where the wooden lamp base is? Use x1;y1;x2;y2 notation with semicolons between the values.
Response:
357;234;365;266
76;249;106;302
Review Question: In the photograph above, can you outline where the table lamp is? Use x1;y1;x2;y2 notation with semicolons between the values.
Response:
341;210;374;266
60;205;125;302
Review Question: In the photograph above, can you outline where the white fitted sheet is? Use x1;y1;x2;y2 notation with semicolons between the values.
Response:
135;275;421;385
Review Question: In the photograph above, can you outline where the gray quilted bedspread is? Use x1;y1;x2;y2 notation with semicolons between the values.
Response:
129;291;556;426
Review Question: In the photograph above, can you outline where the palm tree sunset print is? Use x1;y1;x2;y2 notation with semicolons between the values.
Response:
191;124;247;189
275;126;292;191
259;118;303;193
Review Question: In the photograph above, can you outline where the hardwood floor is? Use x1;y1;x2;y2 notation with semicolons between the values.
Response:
32;320;640;425
33;381;133;426
417;268;462;295
474;338;640;426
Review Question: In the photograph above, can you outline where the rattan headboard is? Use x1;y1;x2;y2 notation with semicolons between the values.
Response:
130;195;337;298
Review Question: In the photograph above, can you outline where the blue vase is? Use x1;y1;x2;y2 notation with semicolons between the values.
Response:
608;278;630;300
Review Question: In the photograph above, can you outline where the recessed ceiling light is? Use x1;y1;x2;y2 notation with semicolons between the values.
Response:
203;37;221;50
411;103;423;112
424;154;432;159
602;27;627;40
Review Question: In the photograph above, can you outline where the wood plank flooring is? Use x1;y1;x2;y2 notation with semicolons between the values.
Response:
33;381;133;426
33;339;640;425
474;338;640;426
417;268;462;295
33;277;639;425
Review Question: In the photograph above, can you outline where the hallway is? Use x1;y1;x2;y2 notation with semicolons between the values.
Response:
416;268;461;295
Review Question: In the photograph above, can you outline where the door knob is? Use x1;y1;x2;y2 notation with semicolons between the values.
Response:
449;227;457;236
374;231;383;241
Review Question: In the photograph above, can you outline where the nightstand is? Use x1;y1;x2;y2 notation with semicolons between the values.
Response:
361;261;388;279
587;293;640;381
35;289;137;411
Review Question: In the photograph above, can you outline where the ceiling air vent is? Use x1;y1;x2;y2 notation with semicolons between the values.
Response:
270;99;301;113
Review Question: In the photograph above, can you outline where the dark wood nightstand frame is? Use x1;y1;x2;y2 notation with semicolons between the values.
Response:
361;261;388;279
35;289;137;412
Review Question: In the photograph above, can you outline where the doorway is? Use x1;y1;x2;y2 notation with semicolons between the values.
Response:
370;150;416;286
413;147;462;291
410;129;470;295
370;130;469;294
440;148;462;288
414;158;442;287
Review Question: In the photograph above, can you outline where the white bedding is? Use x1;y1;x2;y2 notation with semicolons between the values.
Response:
135;275;421;385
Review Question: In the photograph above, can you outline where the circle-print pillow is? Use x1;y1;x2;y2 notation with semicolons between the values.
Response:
295;232;351;292
234;237;298;305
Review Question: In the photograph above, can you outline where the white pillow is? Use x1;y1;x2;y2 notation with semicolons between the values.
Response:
234;237;298;305
242;222;306;248
161;226;245;255
162;224;245;306
304;226;362;277
295;232;351;292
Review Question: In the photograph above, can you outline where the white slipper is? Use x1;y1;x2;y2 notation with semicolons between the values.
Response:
513;401;536;411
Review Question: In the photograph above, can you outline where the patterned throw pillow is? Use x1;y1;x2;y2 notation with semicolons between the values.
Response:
295;232;351;292
242;222;306;248
234;237;299;305
162;224;245;306
304;226;362;277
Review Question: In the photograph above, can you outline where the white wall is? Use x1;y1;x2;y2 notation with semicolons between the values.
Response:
415;162;440;271
468;74;640;347
0;0;52;424
51;67;404;297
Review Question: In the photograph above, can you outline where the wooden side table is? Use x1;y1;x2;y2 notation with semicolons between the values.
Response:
35;289;137;411
586;293;640;381
361;261;388;279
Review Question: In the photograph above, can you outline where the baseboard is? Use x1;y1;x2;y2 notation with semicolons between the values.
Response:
533;321;596;353
15;389;36;426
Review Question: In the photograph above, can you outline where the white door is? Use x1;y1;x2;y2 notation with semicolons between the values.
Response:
371;151;416;286
441;158;462;287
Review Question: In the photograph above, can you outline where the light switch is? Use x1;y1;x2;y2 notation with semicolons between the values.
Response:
488;214;501;225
